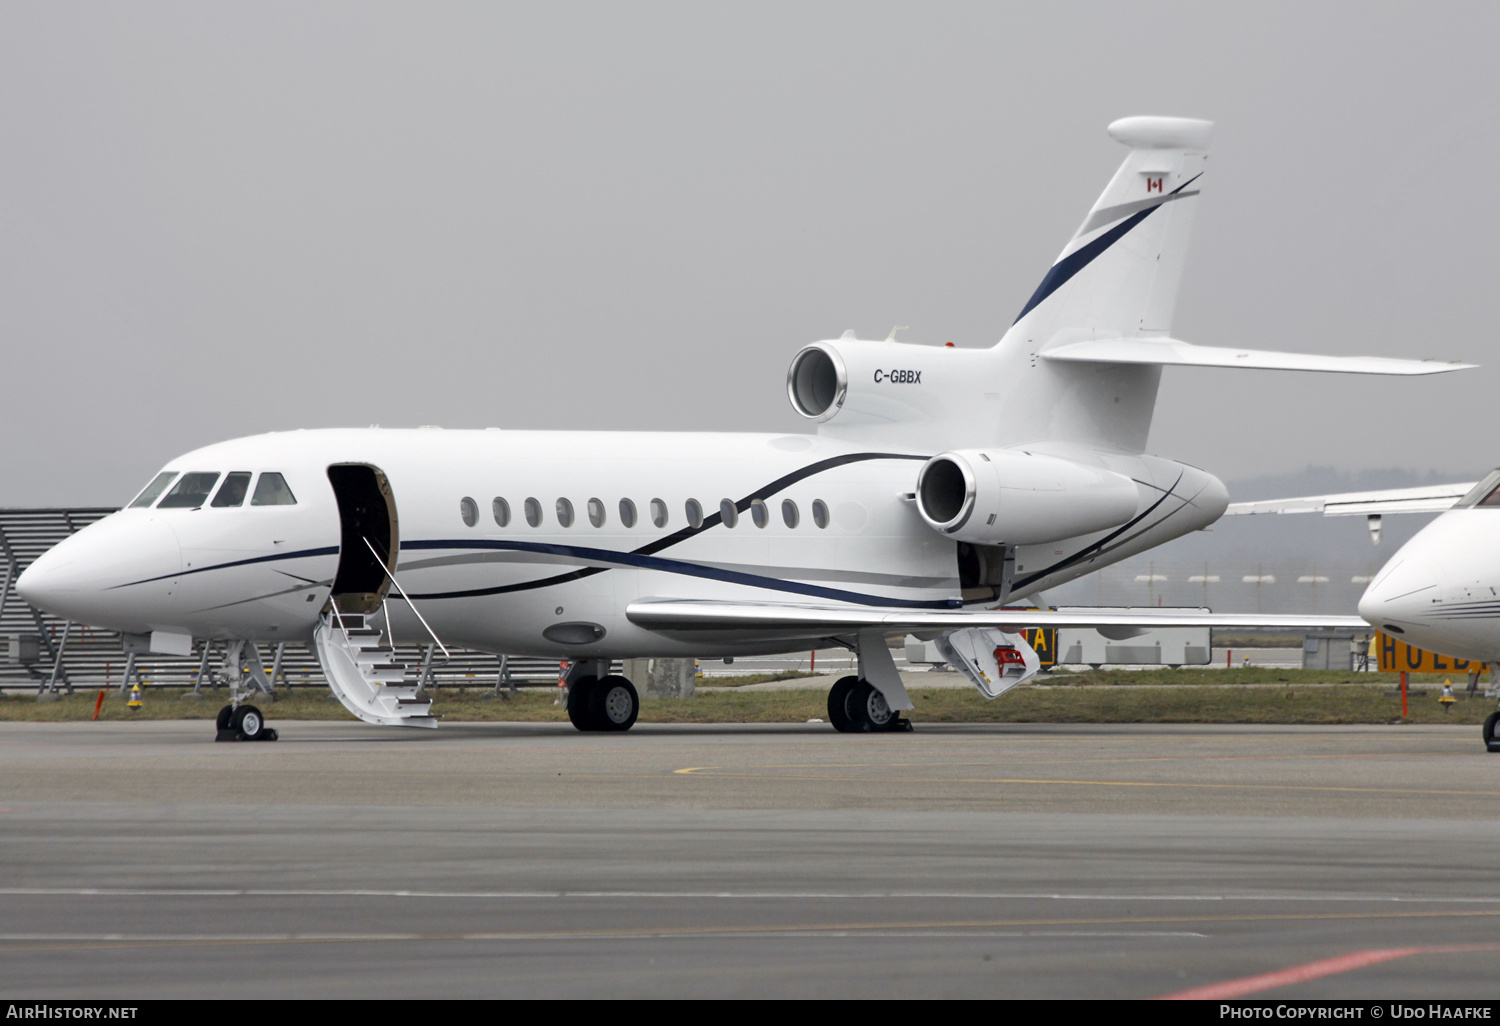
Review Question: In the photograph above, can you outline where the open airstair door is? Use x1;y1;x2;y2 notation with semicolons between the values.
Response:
326;463;398;615
313;464;434;727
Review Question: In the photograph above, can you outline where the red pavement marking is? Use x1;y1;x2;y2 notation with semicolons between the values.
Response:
1161;942;1500;1000
1160;946;1432;1000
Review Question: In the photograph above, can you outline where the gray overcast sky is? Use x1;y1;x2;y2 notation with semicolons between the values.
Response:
1;1;1495;507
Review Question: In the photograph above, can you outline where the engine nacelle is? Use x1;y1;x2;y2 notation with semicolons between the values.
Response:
915;448;1139;546
786;338;985;430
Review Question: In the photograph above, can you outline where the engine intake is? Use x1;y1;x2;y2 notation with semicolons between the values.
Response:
916;449;1139;546
787;345;847;420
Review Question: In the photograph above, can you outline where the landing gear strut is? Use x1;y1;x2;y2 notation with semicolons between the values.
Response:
827;676;911;733
567;675;640;732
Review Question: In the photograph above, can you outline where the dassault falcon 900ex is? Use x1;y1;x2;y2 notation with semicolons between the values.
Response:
17;116;1470;739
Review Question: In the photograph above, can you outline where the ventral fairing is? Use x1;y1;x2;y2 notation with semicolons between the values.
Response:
18;116;1467;737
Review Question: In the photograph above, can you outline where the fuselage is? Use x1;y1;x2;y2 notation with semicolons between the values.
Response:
17;427;1226;658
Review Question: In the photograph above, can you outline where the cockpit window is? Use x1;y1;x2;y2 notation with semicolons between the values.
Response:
157;472;222;509
211;472;252;508
128;472;177;509
1455;469;1500;509
251;472;297;506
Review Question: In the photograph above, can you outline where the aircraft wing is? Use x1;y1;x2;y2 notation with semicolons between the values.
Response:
1040;337;1475;376
1224;482;1476;518
625;598;1366;641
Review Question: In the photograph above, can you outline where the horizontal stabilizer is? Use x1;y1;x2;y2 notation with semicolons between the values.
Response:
626;598;1366;639
1226;482;1475;517
1041;338;1475;376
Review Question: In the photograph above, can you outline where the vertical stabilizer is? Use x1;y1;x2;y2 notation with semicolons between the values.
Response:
996;116;1212;451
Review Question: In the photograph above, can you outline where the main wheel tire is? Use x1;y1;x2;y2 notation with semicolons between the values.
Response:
216;704;234;730
566;676;598;731
230;704;265;740
827;676;860;733
849;680;896;732
1484;711;1500;749
590;675;639;732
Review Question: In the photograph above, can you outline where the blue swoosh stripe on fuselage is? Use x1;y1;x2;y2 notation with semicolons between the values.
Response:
399;537;959;608
107;546;340;589
107;452;936;603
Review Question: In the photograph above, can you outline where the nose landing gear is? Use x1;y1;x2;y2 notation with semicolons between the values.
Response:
216;702;278;741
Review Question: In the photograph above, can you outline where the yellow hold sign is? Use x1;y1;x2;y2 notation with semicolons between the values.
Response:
1376;632;1487;674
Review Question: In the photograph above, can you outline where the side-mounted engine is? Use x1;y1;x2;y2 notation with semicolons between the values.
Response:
913;448;1138;547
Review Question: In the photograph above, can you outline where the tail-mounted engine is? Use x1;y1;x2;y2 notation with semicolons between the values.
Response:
786;338;990;433
915;448;1138;547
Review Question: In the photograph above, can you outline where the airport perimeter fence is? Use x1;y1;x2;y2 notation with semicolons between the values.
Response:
0;508;601;696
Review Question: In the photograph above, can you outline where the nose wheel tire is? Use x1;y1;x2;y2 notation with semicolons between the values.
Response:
1484;711;1500;752
216;703;278;742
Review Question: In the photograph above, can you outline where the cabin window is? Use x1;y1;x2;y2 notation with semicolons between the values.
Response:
251;472;297;506
685;499;704;529
588;497;606;528
619;498;637;528
157;472;222;509
750;498;768;528
812;499;830;529
460;497;478;527
211;472;252;508
556;498;575;528
720;499;738;528
781;499;799;528
493;497;510;527
525;497;542;527
650;498;668;528
129;472;177;509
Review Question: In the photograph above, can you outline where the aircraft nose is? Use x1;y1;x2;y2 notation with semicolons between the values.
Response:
16;515;182;631
1358;556;1439;631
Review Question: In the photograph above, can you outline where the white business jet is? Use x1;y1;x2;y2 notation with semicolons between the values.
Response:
17;116;1468;740
1228;474;1500;749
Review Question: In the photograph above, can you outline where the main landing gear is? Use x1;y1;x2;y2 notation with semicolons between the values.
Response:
827;675;912;733
567;675;640;732
1484;710;1500;753
215;704;278;742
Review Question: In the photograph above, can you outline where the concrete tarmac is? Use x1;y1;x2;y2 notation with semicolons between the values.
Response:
1;719;1498;999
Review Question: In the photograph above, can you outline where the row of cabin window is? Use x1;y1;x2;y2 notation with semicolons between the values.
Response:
128;470;298;510
459;496;830;531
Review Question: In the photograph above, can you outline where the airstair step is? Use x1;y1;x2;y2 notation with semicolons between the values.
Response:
346;628;381;637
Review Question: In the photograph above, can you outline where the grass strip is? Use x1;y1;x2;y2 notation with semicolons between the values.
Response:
3;681;1491;725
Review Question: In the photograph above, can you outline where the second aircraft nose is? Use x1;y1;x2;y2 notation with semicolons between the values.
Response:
1358;555;1439;633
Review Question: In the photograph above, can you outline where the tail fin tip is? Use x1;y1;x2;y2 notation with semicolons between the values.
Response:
1106;116;1214;151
